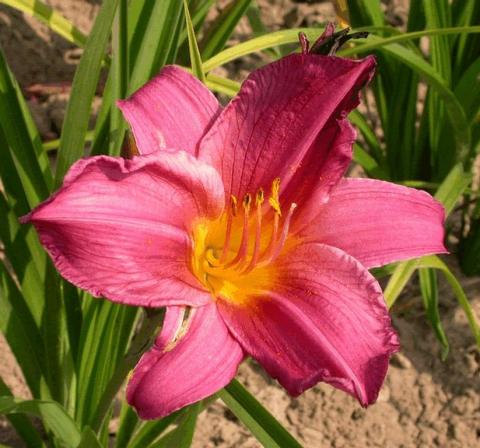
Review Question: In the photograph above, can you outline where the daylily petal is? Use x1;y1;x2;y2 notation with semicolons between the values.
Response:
118;66;221;155
127;302;244;419
217;242;399;406
198;53;374;200
21;150;224;307
284;118;355;229
300;178;447;268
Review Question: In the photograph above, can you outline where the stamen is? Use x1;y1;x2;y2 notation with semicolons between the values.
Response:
262;203;297;265
269;177;282;216
224;193;251;268
219;195;238;263
243;189;265;273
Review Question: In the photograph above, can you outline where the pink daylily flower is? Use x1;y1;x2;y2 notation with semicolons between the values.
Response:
22;36;446;420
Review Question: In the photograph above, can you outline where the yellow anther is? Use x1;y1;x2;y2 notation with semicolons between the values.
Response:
230;195;238;216
243;193;252;211
256;188;265;206
269;177;282;216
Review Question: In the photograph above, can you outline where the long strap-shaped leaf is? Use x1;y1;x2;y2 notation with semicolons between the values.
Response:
219;379;303;448
0;396;81;448
55;0;120;186
0;378;44;447
0;0;87;48
183;0;206;83
202;26;480;72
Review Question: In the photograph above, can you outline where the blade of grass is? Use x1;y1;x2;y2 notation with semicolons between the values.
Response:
183;0;205;83
150;403;201;448
55;0;120;186
353;143;388;179
128;0;184;94
78;427;102;448
0;396;81;447
109;0;129;154
434;163;472;215
204;72;240;96
202;26;480;72
418;256;480;348
115;401;139;448
0;262;50;399
419;268;449;359
0;45;52;205
199;0;252;60
128;410;185;448
218;379;302;448
0;0;87;48
0;378;44;447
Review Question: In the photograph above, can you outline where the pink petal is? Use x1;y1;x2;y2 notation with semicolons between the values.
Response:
283;118;355;229
127;302;243;419
21;150;224;308
217;242;399;406
300;178;447;268
198;53;374;200
118;66;221;155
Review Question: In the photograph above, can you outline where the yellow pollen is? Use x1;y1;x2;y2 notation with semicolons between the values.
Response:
230;194;238;216
191;178;298;306
269;177;282;215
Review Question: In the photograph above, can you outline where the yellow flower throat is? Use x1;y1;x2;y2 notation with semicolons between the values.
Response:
191;178;297;306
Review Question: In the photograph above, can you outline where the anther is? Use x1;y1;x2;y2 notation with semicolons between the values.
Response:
269;177;282;216
230;195;238;217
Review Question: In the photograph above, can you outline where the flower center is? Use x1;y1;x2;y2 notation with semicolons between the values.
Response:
191;178;297;306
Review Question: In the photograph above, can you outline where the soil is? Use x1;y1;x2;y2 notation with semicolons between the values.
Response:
1;1;479;447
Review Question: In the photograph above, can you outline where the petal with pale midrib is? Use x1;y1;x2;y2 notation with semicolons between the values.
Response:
21;150;224;308
118;66;221;155
217;242;399;406
127;302;244;419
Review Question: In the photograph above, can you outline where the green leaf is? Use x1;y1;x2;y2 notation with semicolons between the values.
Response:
346;0;384;28
0;0;87;48
78;427;103;448
0;262;50;399
459;218;480;276
219;379;302;448
348;109;384;164
0;45;52;205
115;401;139;448
0;378;44;447
384;259;419;309
55;0;120;186
434;163;472;215
200;0;252;60
151;403;201;448
183;0;205;83
454;56;480;123
128;411;184;448
128;0;184;94
353;143;388;179
417;256;480;349
202;26;480;72
419;268;449;359
361;41;470;161
0;396;81;447
205;73;240;97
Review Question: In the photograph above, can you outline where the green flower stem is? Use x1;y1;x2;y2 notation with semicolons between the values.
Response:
90;308;164;434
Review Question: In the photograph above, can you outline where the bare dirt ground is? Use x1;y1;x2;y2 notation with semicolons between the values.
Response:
1;1;479;447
